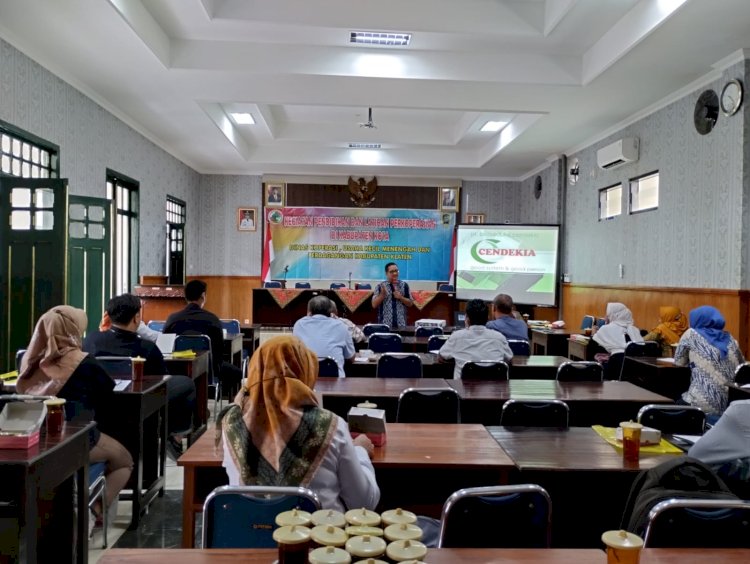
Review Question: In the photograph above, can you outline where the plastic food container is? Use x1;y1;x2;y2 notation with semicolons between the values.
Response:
276;508;313;527
345;535;387;559
381;508;417;526
345;508;381;527
385;539;428;562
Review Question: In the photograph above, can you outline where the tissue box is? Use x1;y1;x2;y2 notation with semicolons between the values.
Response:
0;401;47;449
348;406;387;446
415;319;446;330
615;425;662;445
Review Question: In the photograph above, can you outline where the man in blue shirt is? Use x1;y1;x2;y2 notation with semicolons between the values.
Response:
486;293;529;342
293;296;355;377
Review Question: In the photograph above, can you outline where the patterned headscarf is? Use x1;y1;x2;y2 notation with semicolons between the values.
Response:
16;305;88;396
690;306;731;358
220;335;336;487
651;306;688;345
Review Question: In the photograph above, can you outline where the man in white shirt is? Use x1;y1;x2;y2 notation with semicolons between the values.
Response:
439;298;513;379
293;296;355;377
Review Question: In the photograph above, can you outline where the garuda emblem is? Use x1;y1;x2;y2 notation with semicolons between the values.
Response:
347;176;378;207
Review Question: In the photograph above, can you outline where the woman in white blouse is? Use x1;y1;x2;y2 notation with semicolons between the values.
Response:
592;302;643;354
219;335;379;512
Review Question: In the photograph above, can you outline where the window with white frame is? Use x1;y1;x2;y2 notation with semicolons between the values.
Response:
1;120;59;178
599;183;622;220
630;171;659;213
106;170;139;295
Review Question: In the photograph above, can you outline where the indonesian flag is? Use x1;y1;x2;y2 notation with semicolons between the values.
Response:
260;212;274;283
448;227;457;285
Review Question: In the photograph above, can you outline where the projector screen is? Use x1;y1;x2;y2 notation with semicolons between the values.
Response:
455;224;560;306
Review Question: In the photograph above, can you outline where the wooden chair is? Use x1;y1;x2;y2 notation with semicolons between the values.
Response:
397;387;460;423
437;484;552;548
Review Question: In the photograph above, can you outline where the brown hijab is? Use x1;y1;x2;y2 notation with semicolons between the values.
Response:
220;335;336;486
651;306;688;345
16;305;88;396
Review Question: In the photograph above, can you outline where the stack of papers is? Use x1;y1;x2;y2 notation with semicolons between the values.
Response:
113;379;131;391
170;350;197;359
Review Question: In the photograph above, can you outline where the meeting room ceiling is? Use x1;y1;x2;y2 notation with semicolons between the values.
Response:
1;0;749;179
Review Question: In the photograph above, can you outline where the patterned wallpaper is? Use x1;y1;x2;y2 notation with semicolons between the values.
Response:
564;61;747;289
0;38;201;277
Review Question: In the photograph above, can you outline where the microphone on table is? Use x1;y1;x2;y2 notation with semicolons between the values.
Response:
348;272;352;289
283;265;289;282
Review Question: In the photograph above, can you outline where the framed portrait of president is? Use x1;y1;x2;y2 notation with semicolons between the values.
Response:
237;207;257;231
265;182;285;207
439;187;459;212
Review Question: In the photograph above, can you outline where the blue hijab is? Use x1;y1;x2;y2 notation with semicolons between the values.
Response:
689;306;731;358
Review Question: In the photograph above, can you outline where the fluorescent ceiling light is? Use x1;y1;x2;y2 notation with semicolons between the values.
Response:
480;120;507;132
230;112;255;125
349;143;381;149
350;31;411;46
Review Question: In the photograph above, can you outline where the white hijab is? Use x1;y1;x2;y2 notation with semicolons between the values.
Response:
593;302;643;354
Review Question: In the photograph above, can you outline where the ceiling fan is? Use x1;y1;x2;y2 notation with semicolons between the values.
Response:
359;107;377;129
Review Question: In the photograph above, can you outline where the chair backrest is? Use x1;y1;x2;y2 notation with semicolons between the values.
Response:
461;360;509;381
415;326;443;337
294;282;311;289
355;283;371;290
202;485;321;548
147;320;165;332
175;334;212;353
220;319;241;334
438;284;455;292
96;356;134;378
734;362;750;386
330;283;346;289
556;361;603;382
454;311;466;326
507;339;531;356
15;349;26;371
318;357;339;378
595;317;606;328
606;352;625;381
263;281;282;288
363;323;390;337
437;484;552;548
376;353;422;378
637;404;706;435
397;387;460;423
427;335;449;352
643;498;750;548
624;341;661;357
368;332;403;353
580;315;595;330
500;399;570;428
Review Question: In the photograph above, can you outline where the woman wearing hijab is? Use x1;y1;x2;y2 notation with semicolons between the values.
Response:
219;335;379;512
644;306;689;356
675;306;744;421
16;306;133;518
592;302;643;355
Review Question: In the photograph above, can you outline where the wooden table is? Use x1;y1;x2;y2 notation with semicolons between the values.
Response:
98;548;750;563
344;352;453;379
223;333;242;368
621;357;691;401
177;423;513;547
530;328;574;357
317;376;452;420
0;422;93;563
510;355;568;379
239;324;261;356
447;379;673;426
567;338;595;361
488;426;682;547
165;351;211;445
103;376;168;530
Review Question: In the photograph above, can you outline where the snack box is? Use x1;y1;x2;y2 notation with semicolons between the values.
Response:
615;425;662;446
415;319;446;329
0;401;47;449
348;406;387;446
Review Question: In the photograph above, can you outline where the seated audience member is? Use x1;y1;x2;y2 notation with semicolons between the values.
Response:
675;306;744;422
293;296;355;377
17;306;133;521
439;298;513;379
486;293;529;342
688;400;750;493
330;301;366;344
84;293;196;459
643;306;688;356
163;279;242;392
592;302;643;355
219;336;379;512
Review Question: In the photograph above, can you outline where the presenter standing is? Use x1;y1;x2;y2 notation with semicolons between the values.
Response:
371;262;413;328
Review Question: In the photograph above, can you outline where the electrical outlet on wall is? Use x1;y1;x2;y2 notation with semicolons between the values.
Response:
563;273;571;283
618;264;624;278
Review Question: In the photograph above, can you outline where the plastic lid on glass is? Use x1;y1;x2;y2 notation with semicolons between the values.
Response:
601;530;644;549
345;534;387;557
272;525;311;545
385;539;428;562
345;508;381;527
311;525;348;547
381;508;417;526
309;545;352;564
312;509;347;528
43;397;66;407
384;523;422;542
345;526;384;537
619;421;643;430
275;508;313;527
357;401;378;409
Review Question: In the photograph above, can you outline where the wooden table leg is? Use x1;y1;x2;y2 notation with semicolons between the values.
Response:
182;466;196;547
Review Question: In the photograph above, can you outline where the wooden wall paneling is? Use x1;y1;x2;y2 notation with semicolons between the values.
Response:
561;284;750;355
287;183;441;209
188;276;262;324
140;275;168;285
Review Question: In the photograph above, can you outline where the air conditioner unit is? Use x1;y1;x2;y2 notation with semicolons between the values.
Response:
596;137;639;170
